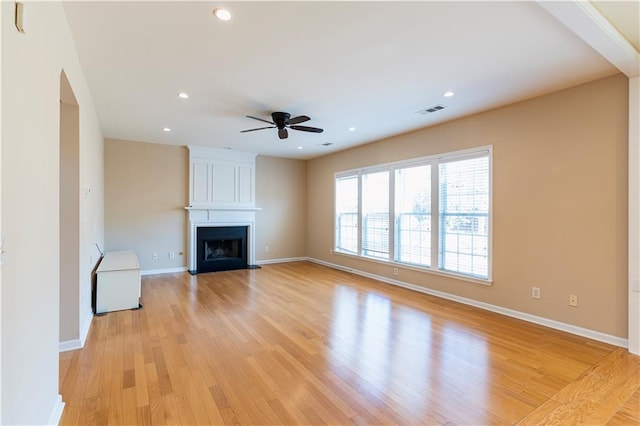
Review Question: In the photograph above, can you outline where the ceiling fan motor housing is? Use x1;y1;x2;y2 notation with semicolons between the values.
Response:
271;112;290;129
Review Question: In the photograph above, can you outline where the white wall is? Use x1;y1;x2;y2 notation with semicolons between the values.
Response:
1;2;104;424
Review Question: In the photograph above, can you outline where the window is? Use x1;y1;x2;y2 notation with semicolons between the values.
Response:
362;170;389;259
335;175;358;254
395;164;431;267
439;154;490;278
334;147;491;282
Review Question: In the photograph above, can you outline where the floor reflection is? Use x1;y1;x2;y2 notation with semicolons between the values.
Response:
358;293;391;396
441;323;488;407
329;285;488;421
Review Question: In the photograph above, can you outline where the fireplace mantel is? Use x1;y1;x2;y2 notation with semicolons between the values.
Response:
185;206;262;212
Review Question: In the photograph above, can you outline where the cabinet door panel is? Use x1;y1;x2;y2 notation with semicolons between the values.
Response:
238;166;253;204
191;161;211;205
212;164;236;203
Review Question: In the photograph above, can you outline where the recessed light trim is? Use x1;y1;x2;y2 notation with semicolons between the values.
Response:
162;127;171;132
178;92;189;99
443;91;455;97
213;8;232;21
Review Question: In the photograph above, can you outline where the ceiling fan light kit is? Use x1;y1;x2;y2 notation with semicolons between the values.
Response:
241;112;324;140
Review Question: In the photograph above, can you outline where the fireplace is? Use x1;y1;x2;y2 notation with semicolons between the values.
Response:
185;147;259;273
195;226;248;273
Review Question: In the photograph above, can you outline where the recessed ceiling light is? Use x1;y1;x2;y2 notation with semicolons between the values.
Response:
213;8;232;21
348;127;356;132
178;92;189;99
297;146;303;150
443;91;455;97
162;127;171;132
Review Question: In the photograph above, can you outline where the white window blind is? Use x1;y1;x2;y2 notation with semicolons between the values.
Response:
362;170;390;259
395;164;431;266
334;146;491;282
439;155;489;278
335;175;359;254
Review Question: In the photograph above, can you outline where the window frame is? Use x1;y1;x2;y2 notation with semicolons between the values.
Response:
333;146;493;285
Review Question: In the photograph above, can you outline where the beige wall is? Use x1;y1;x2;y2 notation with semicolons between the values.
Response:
307;74;628;338
256;156;307;261
59;99;80;342
104;143;309;270
105;139;188;271
1;1;105;423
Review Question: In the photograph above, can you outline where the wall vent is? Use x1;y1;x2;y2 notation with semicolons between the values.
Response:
416;104;446;115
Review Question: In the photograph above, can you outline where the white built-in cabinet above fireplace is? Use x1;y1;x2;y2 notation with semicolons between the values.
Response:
188;146;258;209
186;146;260;272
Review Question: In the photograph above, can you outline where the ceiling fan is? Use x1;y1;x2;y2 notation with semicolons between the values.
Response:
241;112;324;140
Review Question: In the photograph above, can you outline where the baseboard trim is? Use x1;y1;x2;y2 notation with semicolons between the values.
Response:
79;311;93;347
307;257;628;348
256;257;307;265
59;337;82;352
59;312;94;353
141;266;188;276
47;394;65;425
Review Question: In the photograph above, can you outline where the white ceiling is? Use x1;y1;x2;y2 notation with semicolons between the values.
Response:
62;1;634;160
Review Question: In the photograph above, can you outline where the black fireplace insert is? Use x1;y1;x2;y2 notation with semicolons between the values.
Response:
195;226;248;273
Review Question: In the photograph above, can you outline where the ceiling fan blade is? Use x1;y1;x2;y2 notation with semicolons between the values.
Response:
278;128;288;139
290;125;324;133
240;126;275;133
287;115;310;125
246;115;274;125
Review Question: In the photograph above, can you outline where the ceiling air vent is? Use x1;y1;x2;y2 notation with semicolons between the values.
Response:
320;142;333;147
416;104;446;115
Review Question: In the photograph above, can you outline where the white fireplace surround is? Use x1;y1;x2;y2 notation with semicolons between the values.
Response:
186;208;260;271
186;147;260;272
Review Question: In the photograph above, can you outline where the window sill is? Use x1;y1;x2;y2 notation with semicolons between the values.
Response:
332;250;493;286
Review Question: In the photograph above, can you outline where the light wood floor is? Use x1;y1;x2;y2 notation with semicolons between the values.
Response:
60;261;640;425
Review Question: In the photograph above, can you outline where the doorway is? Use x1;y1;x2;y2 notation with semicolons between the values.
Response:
59;71;80;344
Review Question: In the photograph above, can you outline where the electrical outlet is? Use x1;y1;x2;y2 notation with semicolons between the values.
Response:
168;251;175;259
152;253;158;260
393;267;399;276
264;246;270;253
569;294;578;307
531;287;541;299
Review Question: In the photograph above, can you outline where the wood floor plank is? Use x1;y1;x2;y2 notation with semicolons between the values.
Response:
59;262;639;425
607;388;640;425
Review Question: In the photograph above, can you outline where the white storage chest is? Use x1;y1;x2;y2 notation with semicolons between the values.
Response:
96;251;141;314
